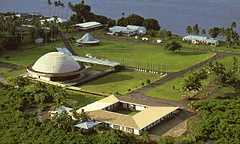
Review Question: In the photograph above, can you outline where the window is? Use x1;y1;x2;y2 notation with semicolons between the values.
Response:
113;125;120;130
126;127;134;133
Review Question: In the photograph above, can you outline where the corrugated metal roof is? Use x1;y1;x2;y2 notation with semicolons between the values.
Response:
76;33;100;44
74;121;100;129
183;35;218;44
74;22;102;28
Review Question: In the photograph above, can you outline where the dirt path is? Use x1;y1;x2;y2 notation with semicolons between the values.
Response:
0;75;4;82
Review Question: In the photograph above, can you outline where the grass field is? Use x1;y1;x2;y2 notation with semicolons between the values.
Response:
0;42;63;66
73;39;214;72
145;56;239;101
0;67;26;80
64;91;101;108
80;71;160;95
0;67;11;75
145;75;186;101
219;56;239;67
0;38;213;73
145;72;214;101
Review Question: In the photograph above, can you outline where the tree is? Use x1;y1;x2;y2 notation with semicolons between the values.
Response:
121;12;125;17
201;29;206;35
224;27;239;47
208;27;221;38
165;41;182;52
8;76;30;87
186;25;193;34
69;2;112;24
210;58;240;92
183;69;208;92
107;19;116;27
125;14;144;26
69;3;91;22
117;14;144;26
159;29;172;38
231;21;237;29
117;17;127;26
192;24;200;35
1;36;21;50
48;0;52;5
183;75;202;92
51;112;74;132
79;111;90;122
143;18;160;30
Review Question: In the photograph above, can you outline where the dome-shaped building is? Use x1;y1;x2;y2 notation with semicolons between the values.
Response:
27;52;85;82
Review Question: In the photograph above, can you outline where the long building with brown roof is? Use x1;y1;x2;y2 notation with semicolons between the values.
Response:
77;95;180;135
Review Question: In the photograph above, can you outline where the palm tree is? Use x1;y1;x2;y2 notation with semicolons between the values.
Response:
231;21;237;29
186;25;193;34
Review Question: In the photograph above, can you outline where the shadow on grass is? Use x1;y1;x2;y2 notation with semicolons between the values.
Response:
216;92;239;99
175;51;207;56
84;73;134;85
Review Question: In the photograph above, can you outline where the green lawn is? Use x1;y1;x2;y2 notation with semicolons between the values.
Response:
219;56;239;67
0;42;63;66
0;38;213;74
145;68;215;101
145;55;239;101
0;67;26;80
145;75;186;101
80;71;160;95
64;91;101;108
0;67;11;75
73;39;214;72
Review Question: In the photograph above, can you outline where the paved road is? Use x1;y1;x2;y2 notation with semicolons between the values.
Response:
122;53;226;108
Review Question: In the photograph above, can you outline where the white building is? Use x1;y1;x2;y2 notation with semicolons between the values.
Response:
77;95;180;135
27;52;86;82
74;22;102;30
109;25;147;36
40;17;67;25
183;35;219;46
76;33;100;45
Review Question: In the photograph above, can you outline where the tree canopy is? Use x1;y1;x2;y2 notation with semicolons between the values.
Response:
0;79;156;144
165;41;182;52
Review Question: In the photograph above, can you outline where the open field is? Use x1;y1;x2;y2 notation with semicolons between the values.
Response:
144;55;239;101
145;75;186;101
80;71;160;95
145;68;215;101
73;39;214;72
0;42;63;66
0;35;215;99
0;37;213;73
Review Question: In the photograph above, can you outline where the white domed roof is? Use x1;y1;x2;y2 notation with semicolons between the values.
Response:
32;52;81;74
